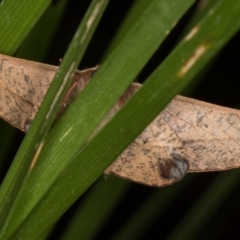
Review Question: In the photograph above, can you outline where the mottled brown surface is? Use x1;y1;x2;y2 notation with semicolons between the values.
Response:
0;55;54;131
0;54;97;131
1;54;240;187
106;94;240;186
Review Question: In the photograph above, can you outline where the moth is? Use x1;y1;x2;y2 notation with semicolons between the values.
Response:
1;54;240;187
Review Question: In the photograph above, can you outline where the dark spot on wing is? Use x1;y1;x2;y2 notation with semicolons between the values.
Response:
158;153;189;180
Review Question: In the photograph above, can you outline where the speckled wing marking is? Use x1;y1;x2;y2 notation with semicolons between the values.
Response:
1;54;240;187
0;54;97;131
0;55;55;131
104;84;189;187
104;114;189;187
163;96;240;172
105;92;240;187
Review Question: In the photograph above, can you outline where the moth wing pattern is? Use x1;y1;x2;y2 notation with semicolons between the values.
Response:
2;54;240;187
164;96;240;172
0;54;97;132
104;83;189;187
105;90;240;187
0;54;56;131
105;113;189;187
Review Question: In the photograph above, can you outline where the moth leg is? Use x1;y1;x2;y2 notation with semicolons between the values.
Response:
62;81;77;107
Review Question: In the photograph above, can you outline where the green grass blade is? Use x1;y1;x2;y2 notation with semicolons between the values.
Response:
10;0;240;238
68;0;240;195
0;0;63;181
0;0;51;54
4;1;195;239
103;0;153;57
0;0;109;238
16;0;68;61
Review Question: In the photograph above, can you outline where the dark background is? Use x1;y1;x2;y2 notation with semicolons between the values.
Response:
1;0;240;239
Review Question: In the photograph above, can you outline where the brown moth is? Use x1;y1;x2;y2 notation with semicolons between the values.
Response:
1;54;240;187
0;54;98;131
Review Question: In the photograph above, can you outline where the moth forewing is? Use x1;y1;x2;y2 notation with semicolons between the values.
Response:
104;84;189;187
165;96;240;173
0;54;56;131
0;54;98;131
1;53;240;187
